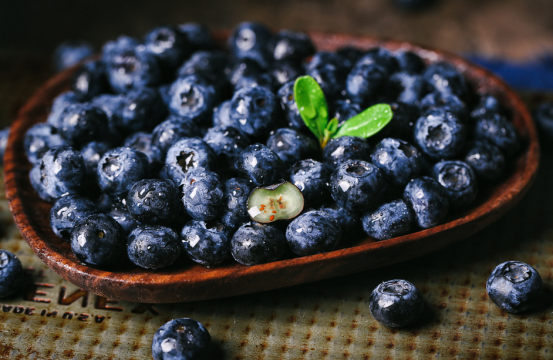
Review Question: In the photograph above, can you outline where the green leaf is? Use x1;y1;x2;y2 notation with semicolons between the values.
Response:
326;117;339;135
333;104;393;139
293;76;329;140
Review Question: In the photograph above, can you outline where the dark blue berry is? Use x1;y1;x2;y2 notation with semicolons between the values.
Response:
277;81;306;131
414;108;467;160
151;318;211;360
127;225;181;269
152;116;201;153
227;58;264;88
181;220;231;267
423;61;467;99
269;60;304;89
228;22;273;68
177;51;229;90
307;52;347;101
220;178;253;230
71;60;108;101
144;26;191;75
70;213;125;268
369;279;424;327
371;138;422;188
106;45;161;93
126;179;181;225
357;47;399;75
229;86;279;138
361;200;413;240
115;87;166;135
124;132;163;172
178;23;215;52
286;210;342;256
203;126;249;167
464;141;505;182
80;141;110;177
231;222;286;266
50;195;99;241
487;261;542;313
388;72;425;105
333;100;361;127
24;123;67;165
430;160;478;208
168;75;218;125
336;46;365;71
52;40;94;72
181;169;224;221
212;100;238;129
420;91;467;119
266;128;318;167
270;30;315;63
323;136;372;171
165;138;214;185
29;146;86;202
0;250;23;298
346;61;389;105
101;36;140;64
403;177;449;228
97;147;149;196
58;103;109;145
319;204;361;239
394;51;425;74
330;159;385;212
107;197;140;235
377;102;420;141
290;159;330;207
90;94;126;144
47;91;80;129
474;113;520;157
471;94;504;119
235;144;284;186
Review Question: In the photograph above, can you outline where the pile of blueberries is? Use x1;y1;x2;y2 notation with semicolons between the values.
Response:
23;21;521;271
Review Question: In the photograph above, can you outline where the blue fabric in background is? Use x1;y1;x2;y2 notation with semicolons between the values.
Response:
468;56;553;91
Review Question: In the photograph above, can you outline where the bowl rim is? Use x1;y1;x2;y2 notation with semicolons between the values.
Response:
4;31;539;303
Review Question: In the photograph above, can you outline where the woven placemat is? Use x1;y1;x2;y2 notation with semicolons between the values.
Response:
1;57;553;360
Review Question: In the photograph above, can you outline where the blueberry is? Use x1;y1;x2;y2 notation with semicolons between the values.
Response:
177;51;229;90
464;141;505;182
362;200;413;240
228;22;273;68
430;160;478;208
270;30;315;63
70;213;126;268
235;144;284;186
226;58;265;88
106;44;161;93
181;220;231;267
124;132;163;172
474;113;520;157
487;261;543;313
127;225;181;269
323;136;372;171
403;177;449;228
336;46;365;71
229;86;279;138
91;94;126;142
471;94;504;119
371;138;422;188
58;103;109;145
319;204;361;239
97;147;149;196
212;100;238;129
0;250;23;298
290;159;331;207
420;91;467;119
333;100;361;127
50;195;99;241
269;60;304;89
47;91;80;129
286;210;341;256
151;318;211;360
346;60;389;106
181;169;224;221
220;178;253;230
144;26;191;75
369;279;424;327
24;123;67;165
126;179;181;226
356;47;399;75
168;75;218;125
71;60;108;101
307;52;347;101
387;72;425;106
52;40;94;72
377;102;420;141
178;23;215;52
117;87;167;134
80;141;110;176
101;36;140;64
165;138;214;185
423;61;467;99
0;127;9;165
29;146;86;202
330;160;385;212
277;81;306;131
203;126;249;167
266;128;318;167
107;197;141;235
152;116;201;153
414;108;467;160
231;222;286;266
394;51;426;74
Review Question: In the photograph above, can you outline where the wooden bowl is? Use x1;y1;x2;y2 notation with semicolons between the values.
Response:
4;32;539;303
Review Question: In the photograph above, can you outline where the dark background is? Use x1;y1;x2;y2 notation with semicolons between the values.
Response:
1;0;553;60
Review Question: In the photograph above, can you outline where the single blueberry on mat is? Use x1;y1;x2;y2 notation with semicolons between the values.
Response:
235;144;284;187
464;141;505;182
70;213;126;268
370;138;422;188
361;200;413;240
231;222;287;266
165;138;214;185
229;86;280;138
127;225;181;270
369;279;424;327
181;220;231;267
285;210;342;256
50;195;99;241
127;179;181;225
290;159;331;207
330;160;385;212
487;261;543;313
323;136;372;171
403;177;449;228
430;160;478;208
474;113;520;157
151;318;211;360
266;128;318;167
24;123;67;165
97;147;149;196
414;108;466;160
0;250;23;298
